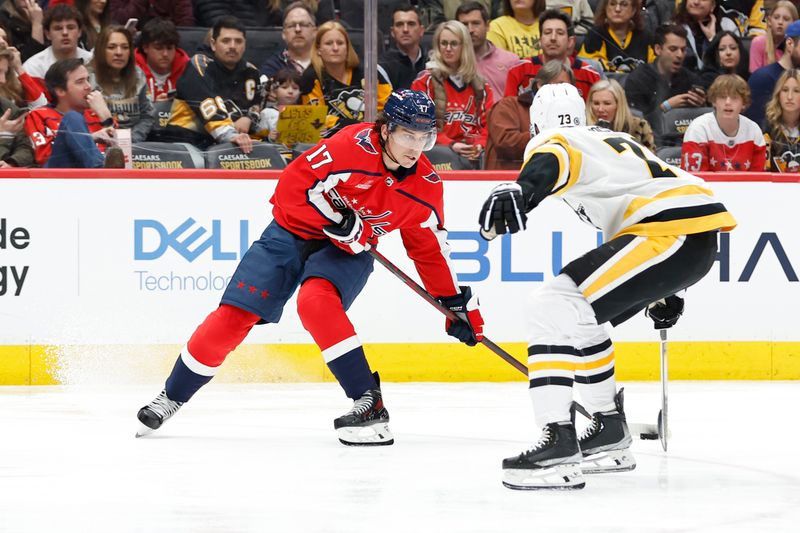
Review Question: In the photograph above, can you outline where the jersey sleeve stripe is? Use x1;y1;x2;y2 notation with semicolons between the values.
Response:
615;211;738;238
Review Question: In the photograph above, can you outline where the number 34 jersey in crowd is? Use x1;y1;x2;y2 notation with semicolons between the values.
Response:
271;122;459;298
517;126;737;239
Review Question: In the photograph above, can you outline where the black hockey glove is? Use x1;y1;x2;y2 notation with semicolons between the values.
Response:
645;295;684;329
437;286;484;346
478;183;527;241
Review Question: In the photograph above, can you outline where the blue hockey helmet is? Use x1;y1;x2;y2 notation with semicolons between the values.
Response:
382;89;437;151
383;89;437;132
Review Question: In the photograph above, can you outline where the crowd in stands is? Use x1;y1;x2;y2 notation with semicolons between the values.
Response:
0;0;798;172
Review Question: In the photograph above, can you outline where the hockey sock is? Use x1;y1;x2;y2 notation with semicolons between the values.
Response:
297;277;377;399
165;304;260;402
574;337;617;414
528;343;577;427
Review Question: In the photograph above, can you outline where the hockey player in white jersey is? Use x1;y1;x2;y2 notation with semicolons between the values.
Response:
479;84;737;490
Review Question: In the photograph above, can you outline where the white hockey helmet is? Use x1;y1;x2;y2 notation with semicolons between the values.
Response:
529;83;586;136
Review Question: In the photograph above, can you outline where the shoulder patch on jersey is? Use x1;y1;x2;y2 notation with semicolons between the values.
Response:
355;128;379;155
422;171;441;184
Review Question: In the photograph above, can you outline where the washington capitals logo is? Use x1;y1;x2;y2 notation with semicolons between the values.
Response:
422;172;441;184
355;128;378;155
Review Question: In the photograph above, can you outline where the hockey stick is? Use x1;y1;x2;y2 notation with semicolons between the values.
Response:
367;248;528;376
637;328;670;449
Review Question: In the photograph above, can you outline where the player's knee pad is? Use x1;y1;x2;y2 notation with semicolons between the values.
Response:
297;277;345;329
186;304;260;367
526;274;593;345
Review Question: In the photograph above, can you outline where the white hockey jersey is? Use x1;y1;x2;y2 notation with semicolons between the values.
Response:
519;126;737;239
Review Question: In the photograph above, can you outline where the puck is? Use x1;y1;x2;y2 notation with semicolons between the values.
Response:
640;433;659;440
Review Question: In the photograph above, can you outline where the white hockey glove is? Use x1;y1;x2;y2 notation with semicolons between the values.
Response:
323;210;377;255
478;182;527;241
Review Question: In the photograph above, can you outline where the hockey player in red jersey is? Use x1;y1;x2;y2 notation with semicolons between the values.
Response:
136;89;485;445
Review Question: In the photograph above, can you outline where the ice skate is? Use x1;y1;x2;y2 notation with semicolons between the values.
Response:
579;389;636;474
136;389;184;438
334;387;394;446
502;421;585;490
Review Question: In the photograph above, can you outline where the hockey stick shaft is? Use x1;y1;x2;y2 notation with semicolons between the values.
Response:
660;328;669;451
368;248;528;376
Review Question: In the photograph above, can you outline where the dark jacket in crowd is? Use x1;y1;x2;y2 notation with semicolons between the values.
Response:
0;97;35;168
192;0;283;28
0;0;46;62
379;45;428;91
625;63;701;116
109;0;195;28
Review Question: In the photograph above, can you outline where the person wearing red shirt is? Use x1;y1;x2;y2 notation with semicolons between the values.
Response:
135;90;485;446
411;19;494;164
134;17;189;102
23;57;122;167
503;9;601;100
681;74;767;172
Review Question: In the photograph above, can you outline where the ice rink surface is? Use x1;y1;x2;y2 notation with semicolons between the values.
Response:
1;381;799;533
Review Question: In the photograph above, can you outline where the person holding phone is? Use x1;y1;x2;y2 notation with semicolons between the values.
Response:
673;0;741;71
625;24;706;116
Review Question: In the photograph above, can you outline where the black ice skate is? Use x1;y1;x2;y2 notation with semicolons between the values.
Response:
135;389;184;438
334;383;394;446
579;389;636;473
502;421;585;490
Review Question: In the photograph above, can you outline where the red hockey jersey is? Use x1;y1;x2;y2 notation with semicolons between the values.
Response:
503;56;601;100
681;112;767;172
411;71;493;147
271;123;460;298
24;106;107;166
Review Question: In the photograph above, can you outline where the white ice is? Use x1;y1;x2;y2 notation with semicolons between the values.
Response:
1;382;799;533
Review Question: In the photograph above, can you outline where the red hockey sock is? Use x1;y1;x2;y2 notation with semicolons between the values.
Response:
296;277;356;350
186;304;261;368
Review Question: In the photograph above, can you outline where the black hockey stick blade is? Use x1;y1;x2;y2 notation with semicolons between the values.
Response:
368;248;528;376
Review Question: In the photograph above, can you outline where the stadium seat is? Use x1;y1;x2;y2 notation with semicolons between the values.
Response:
425;145;474;171
145;100;175;141
291;142;319;161
204;142;287;169
176;27;284;66
605;71;629;88
656;146;683;168
648;106;711;147
132;142;206;169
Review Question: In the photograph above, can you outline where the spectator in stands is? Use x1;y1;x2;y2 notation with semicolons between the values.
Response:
488;0;546;58
260;2;316;79
456;1;521;96
88;25;154;142
0;22;49;107
411;20;493;163
380;4;427;91
444;0;502;19
643;0;673;37
547;0;594;35
76;0;110;51
625;24;704;116
763;68;800;172
162;16;260;153
135;18;189;102
681;74;765;171
748;20;800;128
300;20;391;137
256;67;300;142
22;4;93;95
0;48;33;167
674;0;742;71
578;0;652;74
193;0;282;28
108;0;194;29
485;58;571;169
504;9;601;98
0;0;45;62
24;57;124;167
749;1;797;73
699;30;750;88
586;78;655;150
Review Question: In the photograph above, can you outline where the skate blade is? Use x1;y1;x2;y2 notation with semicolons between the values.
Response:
135;421;155;438
337;423;394;446
581;448;636;474
502;463;585;490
